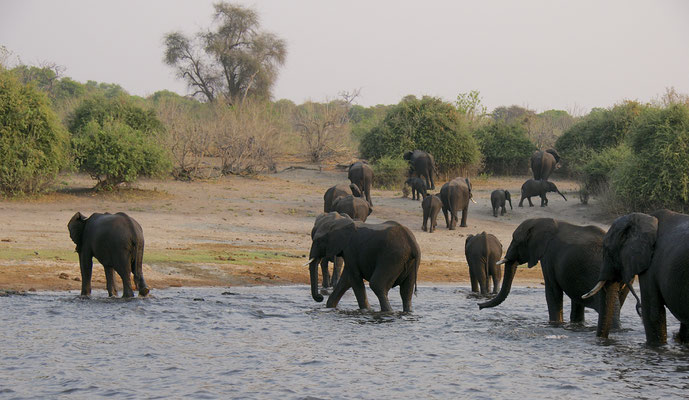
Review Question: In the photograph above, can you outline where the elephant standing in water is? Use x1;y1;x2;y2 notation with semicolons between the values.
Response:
440;177;474;229
583;210;689;346
348;161;374;206
68;212;149;298
479;218;630;327
307;212;421;312
519;179;567;207
422;194;442;233
323;183;362;213
404;150;437;190
530;149;561;181
465;232;503;295
490;189;512;217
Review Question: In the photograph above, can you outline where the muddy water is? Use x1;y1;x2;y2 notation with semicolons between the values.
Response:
1;286;687;399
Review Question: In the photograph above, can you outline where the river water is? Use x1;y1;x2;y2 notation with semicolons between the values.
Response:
1;285;687;399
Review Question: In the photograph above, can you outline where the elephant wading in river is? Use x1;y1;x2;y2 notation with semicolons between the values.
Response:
306;212;421;312
68;212;149;298
323;183;362;213
479;218;630;327
440;177;475;229
403;150;437;190
583;210;689;346
519;179;567;207
490;189;512;217
348;161;374;206
530;149;561;181
465;232;503;295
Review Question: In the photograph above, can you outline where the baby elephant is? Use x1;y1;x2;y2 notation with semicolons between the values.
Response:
519;179;567;207
405;177;427;200
490;189;512;217
465;232;503;295
332;195;372;222
422;194;442;233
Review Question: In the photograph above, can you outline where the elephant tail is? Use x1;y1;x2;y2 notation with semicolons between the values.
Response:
409;240;421;296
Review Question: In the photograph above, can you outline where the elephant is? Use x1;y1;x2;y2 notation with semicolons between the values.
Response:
490;189;512;217
332;195;372;222
478;218;629;328
422;194;442;233
582;209;689;346
403;150;437;190
440;177;475;229
348;161;374;206
306;212;421;312
310;212;348;289
465;232;503;295
518;179;567;207
405;177;427;200
530;149;561;181
68;212;149;298
323;183;362;213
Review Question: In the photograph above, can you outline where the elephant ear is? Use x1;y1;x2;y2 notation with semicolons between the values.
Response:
605;213;658;283
522;218;557;268
465;178;472;192
313;216;356;259
349;183;362;197
403;151;413;161
68;212;87;251
465;234;475;250
545;148;561;163
504;190;511;201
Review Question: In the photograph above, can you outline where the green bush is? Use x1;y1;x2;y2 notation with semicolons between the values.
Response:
0;69;69;195
581;144;630;194
472;122;536;175
68;95;164;135
360;96;480;174
72;121;170;189
372;156;408;189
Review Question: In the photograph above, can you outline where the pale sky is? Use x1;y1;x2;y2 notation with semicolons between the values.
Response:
2;0;688;113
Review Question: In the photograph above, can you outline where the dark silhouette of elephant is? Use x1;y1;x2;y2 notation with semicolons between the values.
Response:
403;150;437;190
519;179;566;207
530;149;561;181
422;194;442;233
68;212;149;298
583;209;689;346
306;212;421;312
332;195;372;222
490;189;512;217
440;177;475;229
323;183;362;213
405;177;427;200
465;232;503;294
348;161;374;206
479;218;629;328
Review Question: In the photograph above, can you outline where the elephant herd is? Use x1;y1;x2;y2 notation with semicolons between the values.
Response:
65;149;689;348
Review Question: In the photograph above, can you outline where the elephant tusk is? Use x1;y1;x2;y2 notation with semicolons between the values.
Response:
470;198;477;204
302;258;315;267
582;280;605;299
496;258;507;265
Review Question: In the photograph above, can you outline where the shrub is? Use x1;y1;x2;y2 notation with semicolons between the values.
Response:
0;69;69;195
372;156;408;189
581;144;630;195
72;121;170;189
472;122;537;175
68;95;163;135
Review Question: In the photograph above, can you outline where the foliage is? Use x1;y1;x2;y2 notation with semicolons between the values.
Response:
0;69;69;195
349;104;390;143
372;156;408;189
72;121;170;189
360;96;481;174
163;2;287;104
68;95;164;135
472;122;537;175
581;144;631;194
455;90;487;126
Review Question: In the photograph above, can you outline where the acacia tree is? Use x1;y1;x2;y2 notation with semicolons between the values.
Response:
163;2;287;104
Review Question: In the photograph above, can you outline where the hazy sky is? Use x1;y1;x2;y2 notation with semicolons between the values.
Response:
2;0;688;113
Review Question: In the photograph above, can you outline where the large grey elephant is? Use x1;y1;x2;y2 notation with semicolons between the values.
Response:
465;232;503;295
518;179;567;207
530;149;561;181
332;195;372;222
583;209;689;346
306;212;421;312
479;218;629;327
422;194;442;233
323;183;362;213
490;189;512;217
348;161;374;206
68;212;149;298
403;149;437;190
440;177;474;229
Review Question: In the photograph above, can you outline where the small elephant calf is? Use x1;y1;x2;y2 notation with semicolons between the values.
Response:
490;189;512;217
422;194;442;233
519;179;567;207
465;232;503;295
405;177;427;200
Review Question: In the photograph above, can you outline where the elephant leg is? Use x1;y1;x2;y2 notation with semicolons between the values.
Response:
105;267;118;297
442;207;450;229
350;275;370;310
369;275;393;312
326;274;353;309
640;279;667;345
332;257;343;287
114;256;135;298
469;267;478;292
399;277;415;312
320;259;331;288
570;302;585;324
501;206;506;216
460;206;468;227
677;323;689;344
519;197;525;207
429;173;435;191
544;282;564;324
528;197;534;207
79;252;93;296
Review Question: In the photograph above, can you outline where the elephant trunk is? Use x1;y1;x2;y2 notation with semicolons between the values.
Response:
557;190;567;201
596;281;619;338
478;260;517;309
309;257;324;302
